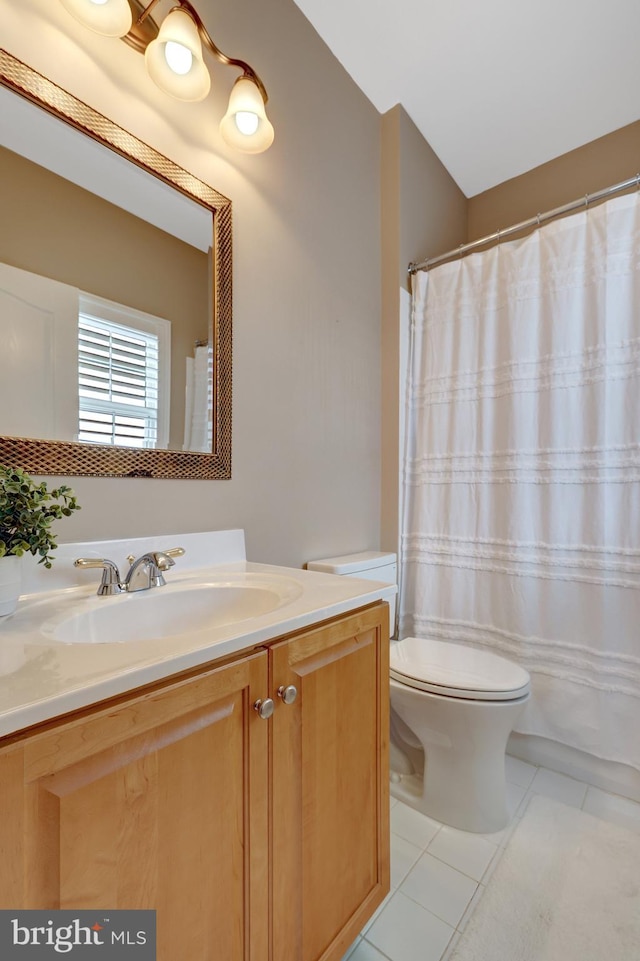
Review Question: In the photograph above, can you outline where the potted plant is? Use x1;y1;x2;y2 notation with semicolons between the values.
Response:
0;466;81;616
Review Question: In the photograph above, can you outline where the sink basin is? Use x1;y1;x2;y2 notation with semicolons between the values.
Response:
39;575;303;644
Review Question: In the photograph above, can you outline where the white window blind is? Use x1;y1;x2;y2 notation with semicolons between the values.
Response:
77;296;170;448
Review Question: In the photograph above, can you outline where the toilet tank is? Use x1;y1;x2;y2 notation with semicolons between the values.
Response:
307;551;397;635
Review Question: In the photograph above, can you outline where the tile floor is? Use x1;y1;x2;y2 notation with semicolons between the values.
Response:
342;755;640;961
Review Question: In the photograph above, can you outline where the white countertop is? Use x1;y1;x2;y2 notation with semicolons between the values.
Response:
0;531;395;739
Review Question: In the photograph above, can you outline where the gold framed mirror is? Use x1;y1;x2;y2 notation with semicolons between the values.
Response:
0;48;232;479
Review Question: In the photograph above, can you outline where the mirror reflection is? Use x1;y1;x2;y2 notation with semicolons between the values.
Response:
0;84;213;454
0;51;232;479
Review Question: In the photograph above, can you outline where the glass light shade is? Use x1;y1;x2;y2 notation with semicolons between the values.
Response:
219;77;274;154
145;8;210;102
164;40;193;76
59;0;133;37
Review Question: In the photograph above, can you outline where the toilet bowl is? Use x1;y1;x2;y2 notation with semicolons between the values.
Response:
390;637;530;833
307;552;531;834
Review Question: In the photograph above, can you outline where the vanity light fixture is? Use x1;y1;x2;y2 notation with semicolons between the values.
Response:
59;0;274;153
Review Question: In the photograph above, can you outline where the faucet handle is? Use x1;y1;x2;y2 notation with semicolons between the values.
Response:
125;547;185;571
161;547;186;559
146;547;185;584
153;547;186;572
74;557;123;596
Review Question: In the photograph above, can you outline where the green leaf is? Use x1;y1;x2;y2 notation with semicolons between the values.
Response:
0;465;81;567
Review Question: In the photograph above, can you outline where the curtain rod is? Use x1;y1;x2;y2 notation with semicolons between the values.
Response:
408;172;640;275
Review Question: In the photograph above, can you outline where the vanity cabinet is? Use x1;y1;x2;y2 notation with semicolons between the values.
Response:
271;603;390;961
0;649;270;960
0;602;389;961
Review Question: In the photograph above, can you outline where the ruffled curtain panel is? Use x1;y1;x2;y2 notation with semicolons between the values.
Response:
401;191;640;770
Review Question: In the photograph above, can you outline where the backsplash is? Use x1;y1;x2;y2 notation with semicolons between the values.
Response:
20;529;247;596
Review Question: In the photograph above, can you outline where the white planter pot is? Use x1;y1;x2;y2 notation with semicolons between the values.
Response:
0;555;22;616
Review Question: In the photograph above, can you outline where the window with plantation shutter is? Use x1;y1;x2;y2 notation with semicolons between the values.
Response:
78;294;171;449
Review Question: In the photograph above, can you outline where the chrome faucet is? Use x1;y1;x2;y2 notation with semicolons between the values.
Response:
75;547;185;595
124;549;185;592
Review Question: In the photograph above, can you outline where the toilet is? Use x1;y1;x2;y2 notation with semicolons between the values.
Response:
307;551;531;834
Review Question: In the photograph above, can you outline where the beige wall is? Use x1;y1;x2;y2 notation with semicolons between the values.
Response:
0;0;382;568
380;106;467;555
7;2;631;572
468;120;640;240
0;146;208;450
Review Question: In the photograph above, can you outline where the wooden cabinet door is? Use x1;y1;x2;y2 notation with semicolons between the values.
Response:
270;604;390;961
0;651;270;961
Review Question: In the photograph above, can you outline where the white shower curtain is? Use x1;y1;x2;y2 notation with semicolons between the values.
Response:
183;344;213;452
401;190;640;771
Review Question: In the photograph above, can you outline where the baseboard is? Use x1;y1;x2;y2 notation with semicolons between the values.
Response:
507;733;640;804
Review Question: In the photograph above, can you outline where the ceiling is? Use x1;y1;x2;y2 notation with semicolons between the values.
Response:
291;0;640;197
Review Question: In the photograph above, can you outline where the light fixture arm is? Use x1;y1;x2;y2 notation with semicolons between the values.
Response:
135;0;269;102
59;0;274;151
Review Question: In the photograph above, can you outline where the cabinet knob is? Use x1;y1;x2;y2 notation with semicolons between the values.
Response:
277;684;298;705
253;698;275;720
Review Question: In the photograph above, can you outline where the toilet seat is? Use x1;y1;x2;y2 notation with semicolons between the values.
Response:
390;637;531;701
